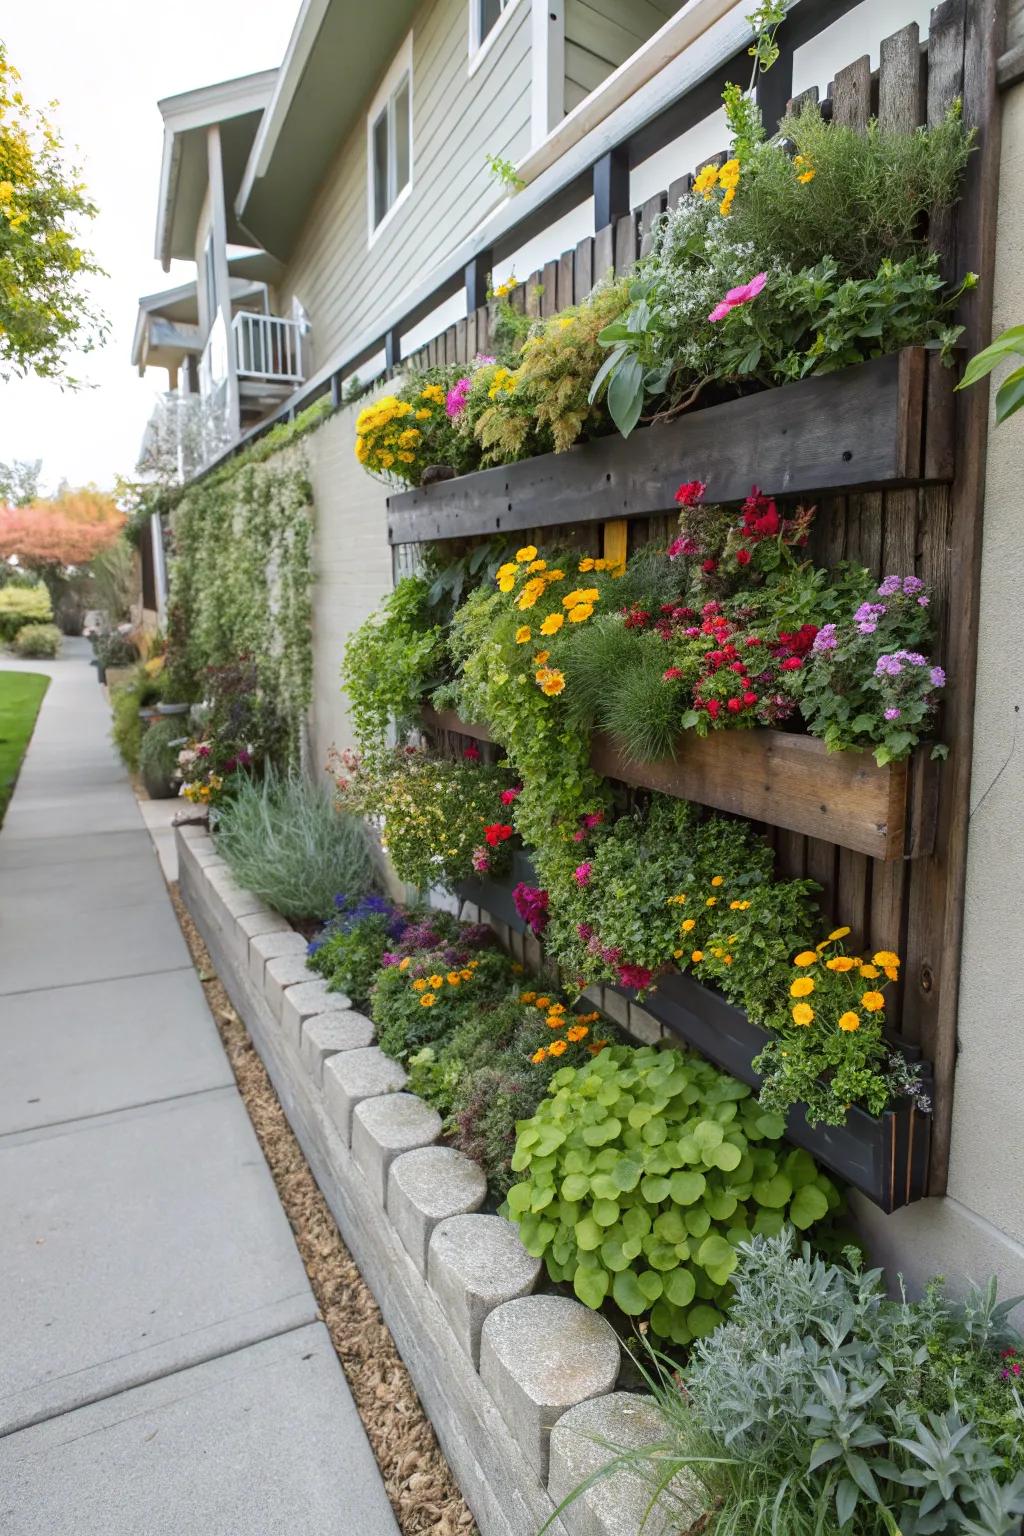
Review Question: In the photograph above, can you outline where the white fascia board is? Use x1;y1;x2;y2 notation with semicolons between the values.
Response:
236;0;332;222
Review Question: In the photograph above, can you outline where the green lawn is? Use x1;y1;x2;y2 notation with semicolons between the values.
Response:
0;671;49;827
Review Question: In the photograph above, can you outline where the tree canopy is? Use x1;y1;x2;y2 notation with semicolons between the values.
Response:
0;42;106;380
0;487;124;572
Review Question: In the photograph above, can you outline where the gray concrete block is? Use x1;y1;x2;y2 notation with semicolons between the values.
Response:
548;1392;688;1536
627;1003;662;1046
580;984;604;1011
322;1048;407;1146
205;867;269;920
600;987;630;1028
480;1295;620;1480
428;1215;541;1367
249;927;308;987
281;978;350;1048
176;822;212;844
300;1011;375;1085
264;953;317;1024
0;1323;401;1536
351;1092;441;1204
387;1146;487;1275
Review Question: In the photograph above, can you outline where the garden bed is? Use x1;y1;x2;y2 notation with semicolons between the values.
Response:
457;865;932;1214
423;707;937;862
387;348;953;546
175;825;676;1536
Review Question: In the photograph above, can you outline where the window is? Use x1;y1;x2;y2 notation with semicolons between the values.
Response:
469;0;520;67
367;36;412;237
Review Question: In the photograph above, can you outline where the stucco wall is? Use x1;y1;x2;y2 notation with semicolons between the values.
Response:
853;75;1024;1312
304;396;394;776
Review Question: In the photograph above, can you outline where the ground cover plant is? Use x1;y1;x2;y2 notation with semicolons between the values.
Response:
214;767;376;921
563;1233;1024;1536
0;669;48;824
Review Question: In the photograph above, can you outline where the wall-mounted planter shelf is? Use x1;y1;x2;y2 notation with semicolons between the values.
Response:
388;348;953;546
422;708;937;862
457;867;931;1214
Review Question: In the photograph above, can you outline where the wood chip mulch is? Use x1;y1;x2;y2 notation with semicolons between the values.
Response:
169;883;476;1536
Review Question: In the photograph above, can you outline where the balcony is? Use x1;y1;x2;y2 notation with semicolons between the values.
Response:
199;310;307;429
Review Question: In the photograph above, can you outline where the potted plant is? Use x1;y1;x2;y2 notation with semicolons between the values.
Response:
94;631;138;690
156;651;197;717
138;717;184;799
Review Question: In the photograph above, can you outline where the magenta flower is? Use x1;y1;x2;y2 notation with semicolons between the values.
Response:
471;847;490;874
618;962;654;990
708;272;767;323
445;377;472;418
574;862;592;887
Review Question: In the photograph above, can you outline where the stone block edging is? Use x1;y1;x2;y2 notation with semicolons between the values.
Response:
176;827;672;1536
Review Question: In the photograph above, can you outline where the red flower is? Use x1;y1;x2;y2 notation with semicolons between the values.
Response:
674;479;707;508
780;656;803;672
463;744;481;761
706;699;721;719
727;697;742;713
484;823;513;846
735;547;751;566
663;667;683;681
499;786;522;805
701;559;717;574
743;691;758;706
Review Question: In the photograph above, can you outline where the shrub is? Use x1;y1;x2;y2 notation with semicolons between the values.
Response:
109;665;152;770
341;576;446;751
506;1043;842;1346
214;768;376;920
95;630;138;668
586;1234;1024;1536
138;716;184;790
307;894;408;1009
12;622;61;658
0;583;51;642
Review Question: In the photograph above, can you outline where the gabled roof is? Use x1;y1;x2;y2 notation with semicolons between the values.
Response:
156;70;278;270
235;0;417;262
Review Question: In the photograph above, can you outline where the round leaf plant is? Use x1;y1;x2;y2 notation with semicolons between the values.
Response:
505;1044;841;1346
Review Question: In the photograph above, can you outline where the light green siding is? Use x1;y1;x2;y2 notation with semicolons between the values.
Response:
564;0;680;113
278;0;531;374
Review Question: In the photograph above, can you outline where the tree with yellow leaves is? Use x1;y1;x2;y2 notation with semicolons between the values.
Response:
0;41;105;380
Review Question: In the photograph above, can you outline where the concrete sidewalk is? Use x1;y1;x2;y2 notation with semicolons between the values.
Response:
0;642;399;1535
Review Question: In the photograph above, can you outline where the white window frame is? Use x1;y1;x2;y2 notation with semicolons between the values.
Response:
366;32;414;246
468;0;524;75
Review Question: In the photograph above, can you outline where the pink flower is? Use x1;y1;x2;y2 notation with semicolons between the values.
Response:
471;847;490;873
618;963;653;990
445;377;472;418
500;785;522;805
674;480;707;507
708;271;767;323
574;862;592;887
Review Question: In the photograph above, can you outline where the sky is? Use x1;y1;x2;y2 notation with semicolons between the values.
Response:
0;1;296;495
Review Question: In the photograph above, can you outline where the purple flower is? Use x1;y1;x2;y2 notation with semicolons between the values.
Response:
875;654;903;678
878;575;901;597
445;377;472;419
903;652;927;667
902;575;925;594
601;946;622;965
930;666;946;688
917;595;929;607
812;623;838;653
380;951;400;967
577;923;594;942
884;707;901;721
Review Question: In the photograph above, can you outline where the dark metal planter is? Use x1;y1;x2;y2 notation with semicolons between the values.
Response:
456;868;931;1213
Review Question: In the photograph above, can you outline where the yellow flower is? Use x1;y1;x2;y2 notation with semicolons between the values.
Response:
527;559;547;572
861;991;885;1013
515;626;532;644
710;876;724;887
794;951;818;967
460;968;473;982
533;650;550;665
873;951;900;969
694;163;719;198
838;1011;861;1032
548;1038;568;1056
578;558;595;572
420;993;437;1008
540;612;564;636
420;384;445;404
428;974;444;989
566;1024;589;1042
535;997;551;1009
794;154;815;183
517;578;546;610
446;972;462;986
706;897;717;907
859;963;880;979
884;966;899;982
547;1016;565;1030
729;900;751;911
548;1002;566;1015
515;545;538;563
826;956;857;973
541;671;565;697
546;569;566;582
792;1003;814;1027
520;991;537;1003
790;976;815;998
681;918;696;932
691;950;704;963
399;957;411;972
397;451;415;464
498;576;516;593
561;587;600;608
719;185;736;217
828;926;851;941
415;408;432;420
497;562;518;579
412;978;427;992
531;1047;547;1064
568;603;593;623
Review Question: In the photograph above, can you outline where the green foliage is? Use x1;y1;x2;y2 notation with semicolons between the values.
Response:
12;621;61;658
341;576;445;751
506;1044;842;1345
485;153;525;192
0;668;48;825
308;914;395;1010
214;768;375;921
138;716;183;786
370;946;518;1061
109;667;150;771
957;321;1024;425
94;630;138;668
169;435;313;767
582;1235;1024;1536
732;103;975;279
0;582;51;641
0;43;106;381
0;457;41;507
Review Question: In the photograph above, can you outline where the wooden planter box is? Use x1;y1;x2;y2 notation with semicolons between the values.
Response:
423;708;936;862
457;866;931;1213
388;348;953;546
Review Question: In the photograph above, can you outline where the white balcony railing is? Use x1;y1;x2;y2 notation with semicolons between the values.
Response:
232;311;305;384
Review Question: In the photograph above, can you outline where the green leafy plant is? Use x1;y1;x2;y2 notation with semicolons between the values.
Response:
11;621;61;658
957;322;1024;424
370;944;518;1061
506;1043;842;1345
214;767;375;921
0;583;52;641
307;894;407;1010
138;716;184;795
566;1234;1024;1536
485;152;525;193
109;665;152;770
341;576;446;752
